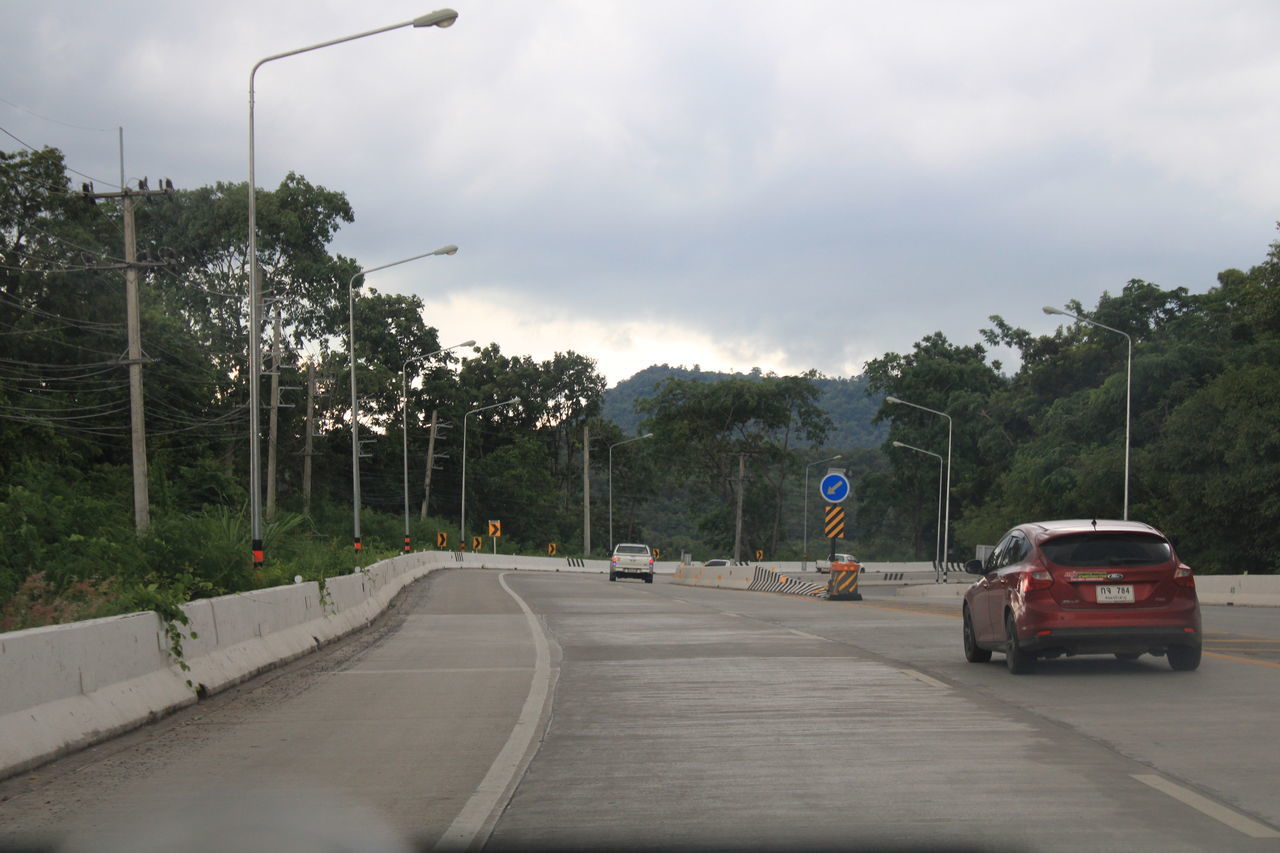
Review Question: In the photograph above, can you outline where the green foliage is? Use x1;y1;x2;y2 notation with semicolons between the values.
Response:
638;372;832;554
865;235;1280;573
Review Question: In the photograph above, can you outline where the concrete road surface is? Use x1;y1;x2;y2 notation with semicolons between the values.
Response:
2;568;1278;852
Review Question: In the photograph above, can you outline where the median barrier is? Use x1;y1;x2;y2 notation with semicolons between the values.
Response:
1194;574;1280;607
0;550;449;781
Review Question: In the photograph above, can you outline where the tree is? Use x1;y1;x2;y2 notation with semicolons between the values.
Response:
862;333;1006;560
640;373;831;553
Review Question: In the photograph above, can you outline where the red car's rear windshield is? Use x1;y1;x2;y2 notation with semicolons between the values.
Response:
1040;532;1172;567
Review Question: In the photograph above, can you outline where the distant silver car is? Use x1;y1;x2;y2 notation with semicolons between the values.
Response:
704;558;732;567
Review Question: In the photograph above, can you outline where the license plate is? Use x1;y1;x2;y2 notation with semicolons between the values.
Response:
1096;585;1135;604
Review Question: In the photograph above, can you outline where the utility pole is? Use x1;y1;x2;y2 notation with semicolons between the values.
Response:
265;300;282;519
420;409;439;519
582;423;591;556
733;453;746;563
302;362;316;516
122;190;148;534
81;176;174;535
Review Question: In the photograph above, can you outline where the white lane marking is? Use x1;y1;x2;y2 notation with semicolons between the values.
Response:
1132;774;1280;838
332;667;533;675
900;668;950;690
788;629;826;641
434;573;554;851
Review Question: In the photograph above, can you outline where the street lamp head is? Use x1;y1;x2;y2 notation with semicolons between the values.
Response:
432;244;459;256
642;433;654;439
885;396;902;405
413;9;459;28
1043;306;1071;317
459;339;476;347
892;441;906;448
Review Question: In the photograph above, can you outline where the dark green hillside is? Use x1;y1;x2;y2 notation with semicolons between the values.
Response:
603;364;887;449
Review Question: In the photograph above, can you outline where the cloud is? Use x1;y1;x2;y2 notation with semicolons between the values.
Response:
5;0;1280;388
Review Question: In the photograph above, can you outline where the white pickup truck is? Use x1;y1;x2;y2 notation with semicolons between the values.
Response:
610;543;655;583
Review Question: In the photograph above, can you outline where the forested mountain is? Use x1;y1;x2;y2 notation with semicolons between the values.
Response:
603;364;888;449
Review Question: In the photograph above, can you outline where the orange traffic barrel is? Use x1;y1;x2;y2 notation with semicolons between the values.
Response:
826;559;863;601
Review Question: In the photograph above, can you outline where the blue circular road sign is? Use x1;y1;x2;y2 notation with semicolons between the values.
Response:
820;472;851;503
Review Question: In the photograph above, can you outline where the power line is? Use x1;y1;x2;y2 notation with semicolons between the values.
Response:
0;123;120;189
0;97;113;133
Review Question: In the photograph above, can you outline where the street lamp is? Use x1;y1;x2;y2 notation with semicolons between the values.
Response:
609;433;654;554
801;454;842;571
885;396;953;565
892;441;944;579
1044;306;1133;520
245;9;459;567
349;246;457;556
461;397;520;548
401;339;475;552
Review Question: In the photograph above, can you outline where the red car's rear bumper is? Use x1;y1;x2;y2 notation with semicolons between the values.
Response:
1015;594;1201;654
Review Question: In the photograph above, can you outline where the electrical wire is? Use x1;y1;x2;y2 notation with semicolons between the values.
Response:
0;123;120;189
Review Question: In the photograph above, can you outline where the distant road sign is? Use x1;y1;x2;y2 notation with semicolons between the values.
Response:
488;520;502;537
436;531;448;549
547;542;558;556
820;471;851;503
472;535;483;551
754;549;765;561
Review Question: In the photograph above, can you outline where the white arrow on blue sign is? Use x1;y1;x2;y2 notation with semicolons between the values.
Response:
820;471;850;503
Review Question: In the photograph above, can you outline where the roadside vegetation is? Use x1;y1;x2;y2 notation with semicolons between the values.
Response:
2;146;1276;628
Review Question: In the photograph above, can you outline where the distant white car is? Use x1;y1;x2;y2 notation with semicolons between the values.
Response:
816;553;861;574
610;543;655;583
704;558;732;567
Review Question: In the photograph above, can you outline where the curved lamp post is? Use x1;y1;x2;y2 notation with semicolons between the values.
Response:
609;433;653;554
246;8;459;567
401;339;475;552
801;454;842;571
1044;306;1132;520
461;397;520;548
885;396;953;565
349;246;457;556
892;441;944;579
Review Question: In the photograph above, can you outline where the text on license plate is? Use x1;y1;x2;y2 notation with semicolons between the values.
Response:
1096;584;1135;604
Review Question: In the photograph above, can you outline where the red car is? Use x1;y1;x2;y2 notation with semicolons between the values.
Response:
962;519;1202;674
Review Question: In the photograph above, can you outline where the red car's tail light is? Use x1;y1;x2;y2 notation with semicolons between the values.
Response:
1173;565;1195;588
1021;569;1053;592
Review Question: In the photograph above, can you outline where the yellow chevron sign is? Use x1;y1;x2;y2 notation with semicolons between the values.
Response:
824;504;846;539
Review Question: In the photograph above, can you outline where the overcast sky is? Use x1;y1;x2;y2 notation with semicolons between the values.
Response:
4;1;1279;386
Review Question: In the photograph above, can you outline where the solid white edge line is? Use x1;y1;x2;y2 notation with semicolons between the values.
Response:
1132;774;1280;838
433;572;554;852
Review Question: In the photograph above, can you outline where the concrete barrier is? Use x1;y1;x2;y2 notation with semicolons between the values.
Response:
890;573;1280;606
672;562;757;591
0;550;450;781
1194;574;1280;607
